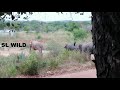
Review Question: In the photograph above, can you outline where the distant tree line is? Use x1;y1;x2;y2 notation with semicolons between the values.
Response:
0;20;91;40
0;20;91;31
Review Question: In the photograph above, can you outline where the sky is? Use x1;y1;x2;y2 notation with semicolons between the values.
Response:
5;12;91;22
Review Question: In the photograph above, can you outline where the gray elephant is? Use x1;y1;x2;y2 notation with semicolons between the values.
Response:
64;42;79;51
30;40;43;54
79;42;94;60
79;42;94;54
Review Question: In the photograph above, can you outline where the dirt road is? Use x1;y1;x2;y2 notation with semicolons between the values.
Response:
44;69;97;78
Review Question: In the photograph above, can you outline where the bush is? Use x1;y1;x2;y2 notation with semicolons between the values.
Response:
56;50;70;61
39;61;47;69
48;59;59;69
69;51;87;63
37;35;41;39
56;50;88;64
24;26;30;33
73;28;88;40
35;33;42;39
0;55;19;78
0;65;18;78
18;51;39;75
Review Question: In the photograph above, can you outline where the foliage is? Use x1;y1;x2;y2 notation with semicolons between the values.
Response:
65;21;80;32
47;40;63;57
0;21;6;29
49;59;59;69
37;35;41;39
0;55;19;78
73;28;88;40
0;20;91;33
18;51;39;75
24;26;30;33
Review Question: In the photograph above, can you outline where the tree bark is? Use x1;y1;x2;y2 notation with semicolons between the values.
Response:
91;12;120;78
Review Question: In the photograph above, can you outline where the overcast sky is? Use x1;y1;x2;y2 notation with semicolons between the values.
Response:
6;12;91;22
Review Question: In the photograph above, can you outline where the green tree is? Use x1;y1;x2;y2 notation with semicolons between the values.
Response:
0;21;6;29
73;28;87;40
24;26;30;33
65;22;80;32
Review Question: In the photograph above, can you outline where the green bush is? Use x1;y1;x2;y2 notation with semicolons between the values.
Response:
0;65;18;78
0;55;19;78
39;61;47;69
18;51;39;75
24;26;30;33
35;33;42;39
49;59;59;69
57;50;70;61
73;28;88;40
37;35;41;39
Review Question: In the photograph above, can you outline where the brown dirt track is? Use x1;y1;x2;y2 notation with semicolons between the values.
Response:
44;69;96;78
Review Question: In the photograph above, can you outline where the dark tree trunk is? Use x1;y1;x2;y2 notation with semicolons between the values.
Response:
91;12;120;78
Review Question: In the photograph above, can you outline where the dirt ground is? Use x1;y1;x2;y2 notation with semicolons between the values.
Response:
15;61;96;78
15;68;96;78
0;47;50;57
44;69;96;78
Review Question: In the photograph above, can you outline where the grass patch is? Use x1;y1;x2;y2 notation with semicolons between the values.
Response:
0;55;19;78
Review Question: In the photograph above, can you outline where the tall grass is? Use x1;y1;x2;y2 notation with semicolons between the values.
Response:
0;55;19;78
46;40;63;57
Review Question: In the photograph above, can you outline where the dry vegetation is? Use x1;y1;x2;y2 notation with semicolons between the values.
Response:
0;30;95;78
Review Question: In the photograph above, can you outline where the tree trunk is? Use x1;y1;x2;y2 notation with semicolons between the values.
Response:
91;12;120;78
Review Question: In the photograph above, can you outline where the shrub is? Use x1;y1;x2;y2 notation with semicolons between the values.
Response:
35;33;42;39
0;65;18;78
18;51;39;75
73;28;88;40
70;51;87;63
56;50;88;64
56;50;70;61
24;26;30;33
39;61;47;69
49;59;59;69
0;55;19;78
37;35;41;39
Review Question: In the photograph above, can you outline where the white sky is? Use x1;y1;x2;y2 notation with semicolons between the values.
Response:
5;12;91;22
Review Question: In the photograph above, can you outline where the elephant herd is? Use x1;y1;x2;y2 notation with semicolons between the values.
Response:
29;40;95;63
64;42;95;62
64;42;94;53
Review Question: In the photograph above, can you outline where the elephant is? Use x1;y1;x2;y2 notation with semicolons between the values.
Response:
78;42;95;60
79;42;94;54
30;40;43;54
64;42;79;51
